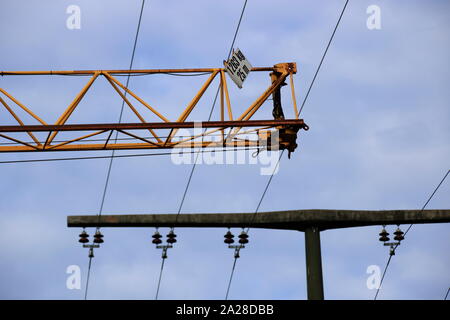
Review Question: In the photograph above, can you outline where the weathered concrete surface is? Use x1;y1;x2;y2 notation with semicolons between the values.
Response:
67;209;450;231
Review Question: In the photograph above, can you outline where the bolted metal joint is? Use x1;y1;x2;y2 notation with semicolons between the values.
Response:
156;245;173;259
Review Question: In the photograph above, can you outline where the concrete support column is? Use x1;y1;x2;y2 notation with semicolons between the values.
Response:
304;226;324;300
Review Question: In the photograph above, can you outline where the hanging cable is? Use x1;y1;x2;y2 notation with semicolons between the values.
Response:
297;0;349;117
154;0;249;300
374;169;449;300
155;258;166;300
174;0;249;223
224;150;284;299
83;0;147;300
0;147;258;165
224;0;349;300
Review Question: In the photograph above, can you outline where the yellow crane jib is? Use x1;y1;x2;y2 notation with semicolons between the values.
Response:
0;63;308;155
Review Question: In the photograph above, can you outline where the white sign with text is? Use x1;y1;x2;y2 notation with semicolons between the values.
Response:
224;48;252;89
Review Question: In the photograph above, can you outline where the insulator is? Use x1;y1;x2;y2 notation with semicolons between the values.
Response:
152;238;162;245
94;231;104;238
152;231;162;239
93;231;104;243
79;237;89;244
79;230;89;243
224;231;235;244
239;238;249;244
224;231;234;238
238;231;249;239
379;228;389;237
393;228;404;241
238;231;249;244
224;238;234;244
167;231;177;238
79;230;89;238
379;228;389;242
165;230;177;243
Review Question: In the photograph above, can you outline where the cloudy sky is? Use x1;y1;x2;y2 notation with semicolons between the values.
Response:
0;0;449;300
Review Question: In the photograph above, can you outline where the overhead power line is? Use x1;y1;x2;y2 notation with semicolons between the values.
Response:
84;0;147;300
297;0;349;117
173;0;249;224
154;0;249;300
224;0;350;300
97;0;146;222
0;147;259;165
225;150;284;299
374;169;450;300
154;86;223;300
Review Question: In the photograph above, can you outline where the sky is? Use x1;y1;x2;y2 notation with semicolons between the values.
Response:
0;0;449;300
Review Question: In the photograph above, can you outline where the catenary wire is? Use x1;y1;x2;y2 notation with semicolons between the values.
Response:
84;0;146;300
225;149;284;299
224;0;350;299
297;0;349;117
154;0;249;300
0;147;259;165
174;0;249;223
374;169;449;300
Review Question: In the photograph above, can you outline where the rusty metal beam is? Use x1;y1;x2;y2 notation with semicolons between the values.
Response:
0;67;275;76
0;119;307;133
0;140;257;153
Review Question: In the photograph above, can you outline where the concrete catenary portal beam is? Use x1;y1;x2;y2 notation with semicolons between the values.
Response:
67;209;450;300
67;209;450;230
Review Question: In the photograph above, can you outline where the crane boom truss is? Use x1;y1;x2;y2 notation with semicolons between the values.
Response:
0;63;308;153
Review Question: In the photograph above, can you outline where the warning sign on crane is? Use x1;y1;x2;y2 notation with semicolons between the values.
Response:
224;48;252;88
